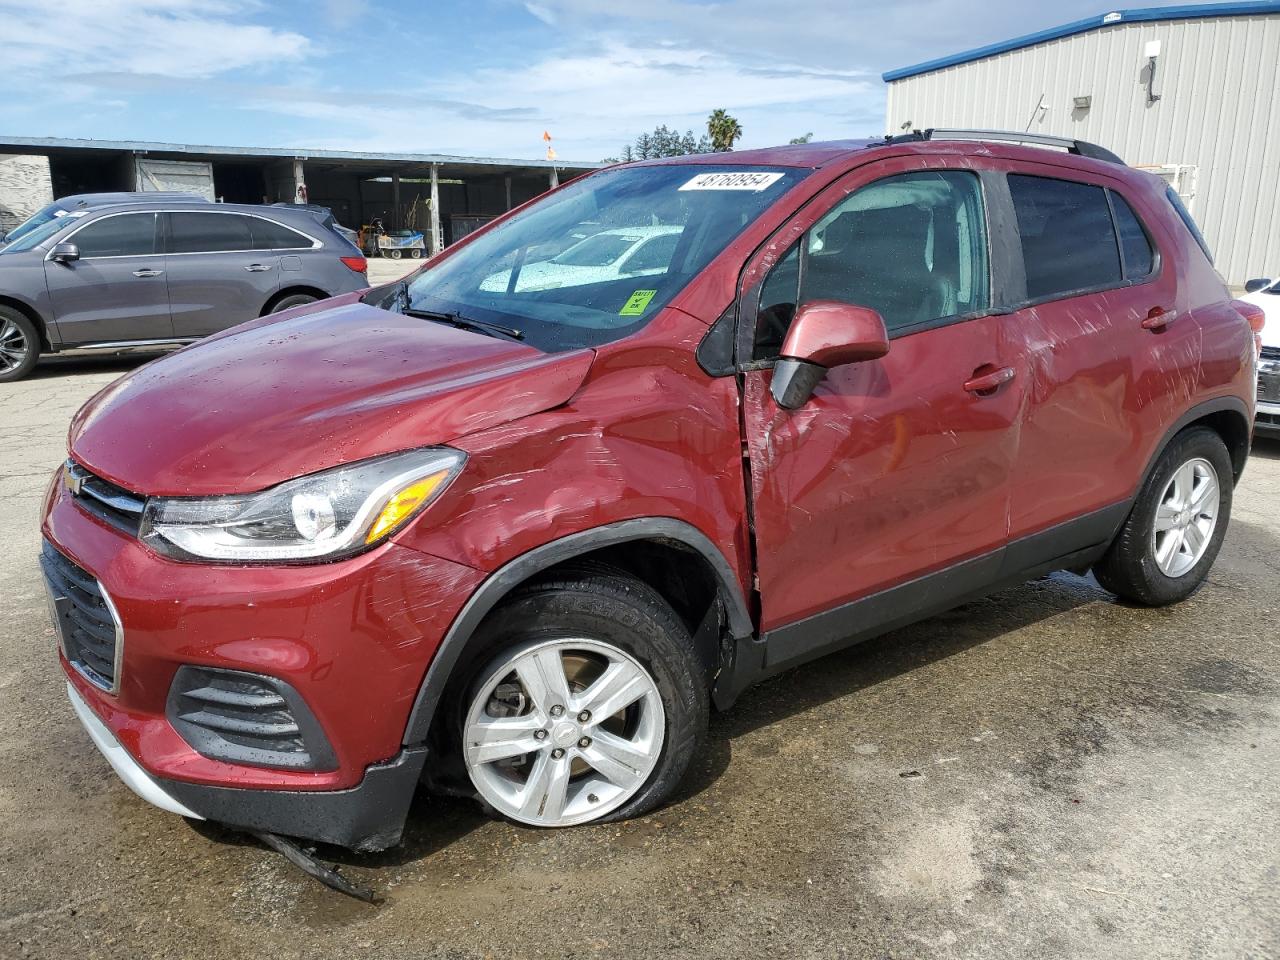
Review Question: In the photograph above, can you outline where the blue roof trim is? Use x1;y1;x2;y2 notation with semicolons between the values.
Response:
883;1;1280;81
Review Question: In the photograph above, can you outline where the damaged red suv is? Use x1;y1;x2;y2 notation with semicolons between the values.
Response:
43;131;1257;852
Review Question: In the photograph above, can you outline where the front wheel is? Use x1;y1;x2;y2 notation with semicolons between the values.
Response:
457;570;707;827
0;308;39;383
387;248;402;260
1093;426;1232;606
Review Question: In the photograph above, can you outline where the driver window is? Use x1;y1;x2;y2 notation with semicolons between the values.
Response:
753;170;989;360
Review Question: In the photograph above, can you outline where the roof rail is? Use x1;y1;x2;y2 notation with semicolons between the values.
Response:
882;128;1125;165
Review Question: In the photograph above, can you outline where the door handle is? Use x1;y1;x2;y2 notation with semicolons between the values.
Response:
1141;306;1176;330
244;263;273;272
132;268;164;278
963;366;1016;395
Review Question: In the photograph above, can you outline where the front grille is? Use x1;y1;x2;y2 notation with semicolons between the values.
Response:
65;460;146;536
40;541;121;693
1261;345;1280;361
167;666;337;771
1259;368;1280;404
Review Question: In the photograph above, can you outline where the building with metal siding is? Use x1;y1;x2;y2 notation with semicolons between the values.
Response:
883;2;1280;285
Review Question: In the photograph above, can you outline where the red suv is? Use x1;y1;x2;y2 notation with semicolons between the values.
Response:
42;132;1257;852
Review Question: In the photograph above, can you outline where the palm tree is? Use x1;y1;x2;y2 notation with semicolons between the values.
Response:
707;109;743;152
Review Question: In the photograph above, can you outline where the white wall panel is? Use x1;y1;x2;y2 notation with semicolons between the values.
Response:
886;14;1280;284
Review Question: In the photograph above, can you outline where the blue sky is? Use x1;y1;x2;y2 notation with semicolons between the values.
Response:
0;0;1211;163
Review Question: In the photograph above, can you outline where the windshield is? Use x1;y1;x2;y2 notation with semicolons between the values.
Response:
2;202;68;245
401;164;807;351
0;210;84;253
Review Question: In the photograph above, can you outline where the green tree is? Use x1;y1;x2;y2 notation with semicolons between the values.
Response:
789;132;814;144
707;108;743;152
604;124;711;163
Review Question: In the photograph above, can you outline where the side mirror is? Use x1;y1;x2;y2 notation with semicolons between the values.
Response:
50;242;80;263
771;301;889;409
1244;277;1273;294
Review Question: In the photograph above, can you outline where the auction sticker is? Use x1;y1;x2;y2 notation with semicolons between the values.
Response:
679;171;784;192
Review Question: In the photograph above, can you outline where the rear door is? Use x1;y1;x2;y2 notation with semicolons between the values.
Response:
164;211;283;337
44;211;173;344
997;166;1183;547
738;158;1025;666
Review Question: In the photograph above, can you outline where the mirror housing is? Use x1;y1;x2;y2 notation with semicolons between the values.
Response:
771;301;889;409
1244;277;1273;294
50;242;80;263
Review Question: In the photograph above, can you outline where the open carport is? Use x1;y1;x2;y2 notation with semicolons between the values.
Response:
0;135;600;254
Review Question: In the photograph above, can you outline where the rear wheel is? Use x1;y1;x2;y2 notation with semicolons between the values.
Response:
0;307;39;383
268;293;318;314
456;570;707;827
387;248;402;260
1093;427;1232;606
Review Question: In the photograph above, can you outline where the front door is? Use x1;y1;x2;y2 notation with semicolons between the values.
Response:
738;160;1025;669
44;211;173;345
164;211;282;338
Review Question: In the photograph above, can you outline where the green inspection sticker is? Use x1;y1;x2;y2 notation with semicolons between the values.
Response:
619;289;657;316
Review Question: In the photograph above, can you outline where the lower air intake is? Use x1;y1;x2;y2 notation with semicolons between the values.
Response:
167;666;337;771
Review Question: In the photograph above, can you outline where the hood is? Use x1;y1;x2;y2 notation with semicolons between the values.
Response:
69;299;593;495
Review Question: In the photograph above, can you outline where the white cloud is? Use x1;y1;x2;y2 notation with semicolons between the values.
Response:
0;0;310;78
524;2;557;25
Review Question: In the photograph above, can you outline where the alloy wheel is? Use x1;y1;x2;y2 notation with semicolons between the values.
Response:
463;638;665;827
0;318;29;375
1152;457;1219;578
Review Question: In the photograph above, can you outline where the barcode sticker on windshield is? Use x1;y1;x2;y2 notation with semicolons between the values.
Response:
678;172;784;192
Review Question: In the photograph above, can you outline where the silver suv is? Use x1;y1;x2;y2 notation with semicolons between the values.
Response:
0;201;369;382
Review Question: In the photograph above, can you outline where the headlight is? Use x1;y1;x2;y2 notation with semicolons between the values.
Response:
140;448;465;562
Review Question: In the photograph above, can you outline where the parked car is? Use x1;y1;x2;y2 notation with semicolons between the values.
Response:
479;225;684;292
1242;275;1279;436
42;132;1257;856
0;191;208;247
0;201;368;382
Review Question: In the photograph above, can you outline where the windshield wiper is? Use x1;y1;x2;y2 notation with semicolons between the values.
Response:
393;282;524;341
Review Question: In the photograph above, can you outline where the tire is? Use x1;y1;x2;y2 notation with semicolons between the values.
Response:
451;568;708;827
410;248;423;259
1093;426;1232;606
267;293;318;314
387;248;402;260
0;307;40;383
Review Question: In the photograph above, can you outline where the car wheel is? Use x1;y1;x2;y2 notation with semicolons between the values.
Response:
0;307;39;383
410;248;423;259
1093;426;1232;606
268;293;318;314
388;248;402;260
456;568;707;827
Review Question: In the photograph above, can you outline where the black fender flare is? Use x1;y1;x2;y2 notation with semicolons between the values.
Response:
401;517;755;746
1135;394;1252;495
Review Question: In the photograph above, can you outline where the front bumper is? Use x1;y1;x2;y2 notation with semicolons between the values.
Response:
1259;357;1280;435
67;678;429;850
44;469;483;849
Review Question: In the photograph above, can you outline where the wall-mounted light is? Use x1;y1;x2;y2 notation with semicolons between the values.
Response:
1144;39;1162;104
900;120;913;130
1073;95;1092;110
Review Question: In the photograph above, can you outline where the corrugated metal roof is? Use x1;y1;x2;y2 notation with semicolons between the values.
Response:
0;135;600;172
883;1;1280;81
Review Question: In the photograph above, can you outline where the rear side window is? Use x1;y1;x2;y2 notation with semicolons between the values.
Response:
169;212;254;254
754;170;990;358
1008;175;1120;300
251;217;313;250
1110;192;1155;280
72;213;157;258
1165;186;1213;263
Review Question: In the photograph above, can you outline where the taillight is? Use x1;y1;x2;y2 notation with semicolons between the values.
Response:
340;255;367;274
1233;299;1266;356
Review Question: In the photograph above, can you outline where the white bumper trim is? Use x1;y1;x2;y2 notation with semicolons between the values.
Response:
66;681;204;820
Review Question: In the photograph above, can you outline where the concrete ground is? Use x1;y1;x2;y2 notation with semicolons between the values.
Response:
1;350;1277;960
